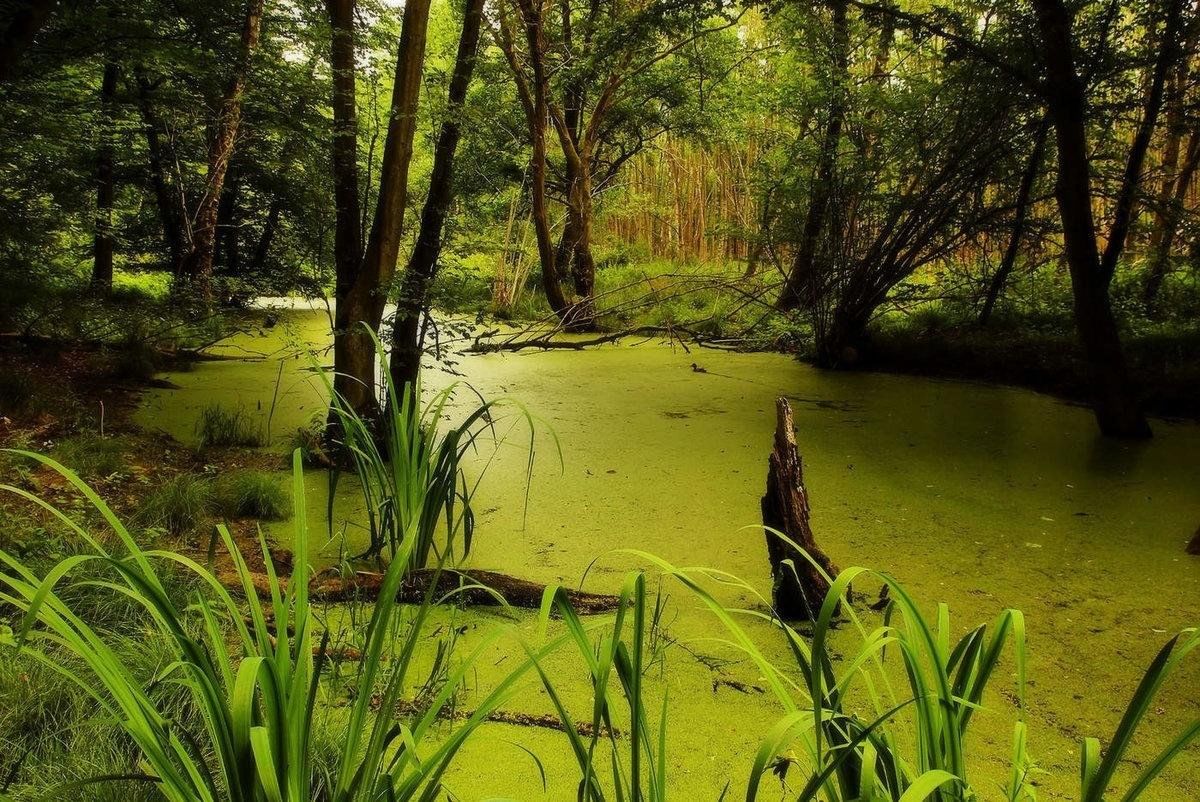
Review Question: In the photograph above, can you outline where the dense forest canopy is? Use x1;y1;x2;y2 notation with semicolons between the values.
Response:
1;0;1198;429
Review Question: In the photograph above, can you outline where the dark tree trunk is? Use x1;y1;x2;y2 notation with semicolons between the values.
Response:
337;0;430;417
0;0;54;82
91;60;119;291
179;0;265;301
326;0;369;417
979;116;1050;326
250;196;283;273
1188;527;1200;555
761;398;839;620
215;175;241;274
133;70;186;274
1032;0;1157;438
388;0;485;394
777;0;848;312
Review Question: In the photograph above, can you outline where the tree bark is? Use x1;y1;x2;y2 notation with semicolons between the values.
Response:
179;0;265;301
388;0;485;394
250;195;283;273
325;0;369;417
777;0;848;312
333;0;431;417
133;69;187;274
1143;129;1200;308
0;0;54;82
1032;0;1155;438
91;60;119;291
979;116;1050;326
761;398;838;620
513;0;572;319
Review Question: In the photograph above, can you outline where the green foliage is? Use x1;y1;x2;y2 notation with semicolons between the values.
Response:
0;368;46;417
51;434;127;479
138;474;213;535
211;470;290;521
323;326;544;566
195;404;265;449
0;450;556;802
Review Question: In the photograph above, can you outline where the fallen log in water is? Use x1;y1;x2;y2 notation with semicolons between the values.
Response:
761;397;840;620
219;563;621;615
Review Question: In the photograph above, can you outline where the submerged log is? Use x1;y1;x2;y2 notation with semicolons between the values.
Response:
761;398;839;620
311;567;620;613
220;563;621;615
1188;527;1200;555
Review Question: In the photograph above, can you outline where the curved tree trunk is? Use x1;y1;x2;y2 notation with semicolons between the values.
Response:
979;116;1050;326
389;0;485;393
777;0;848;312
133;69;187;274
179;0;265;302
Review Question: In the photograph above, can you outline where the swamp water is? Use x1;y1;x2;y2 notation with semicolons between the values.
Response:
135;307;1200;799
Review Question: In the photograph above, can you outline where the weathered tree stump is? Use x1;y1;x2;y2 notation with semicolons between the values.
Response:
761;397;839;620
1187;527;1200;555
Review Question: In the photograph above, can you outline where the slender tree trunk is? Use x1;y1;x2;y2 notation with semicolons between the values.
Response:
215;174;241;273
1032;0;1159;438
133;70;186;273
339;0;431;415
179;0;265;301
979;116;1050;325
250;196;283;273
1144;129;1200;308
778;0;848;312
91;60;119;291
326;0;368;416
514;0;572;318
0;0;54;81
389;0;484;392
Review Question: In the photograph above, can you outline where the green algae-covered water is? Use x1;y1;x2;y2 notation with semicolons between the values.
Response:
136;307;1200;799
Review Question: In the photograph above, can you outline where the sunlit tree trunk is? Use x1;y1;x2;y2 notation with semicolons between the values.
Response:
91;60;119;291
180;0;265;302
1143;129;1200;309
389;0;485;392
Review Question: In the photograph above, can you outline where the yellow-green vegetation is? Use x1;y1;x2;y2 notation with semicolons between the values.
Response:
0;448;1196;801
211;470;291;521
196;403;267;450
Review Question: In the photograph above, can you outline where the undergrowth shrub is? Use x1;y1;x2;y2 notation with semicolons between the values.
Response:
52;434;127;478
195;403;265;449
138;474;212;534
211;470;290;521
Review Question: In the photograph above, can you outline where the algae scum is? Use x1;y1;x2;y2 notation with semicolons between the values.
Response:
136;308;1200;799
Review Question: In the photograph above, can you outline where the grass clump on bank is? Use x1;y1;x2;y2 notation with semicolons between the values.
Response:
211;469;290;521
51;434;127;478
138;474;212;534
195;403;265;449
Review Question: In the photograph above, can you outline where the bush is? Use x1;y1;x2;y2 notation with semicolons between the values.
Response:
289;417;331;467
195;403;265;449
138;474;212;534
52;434;127;478
0;367;43;416
211;470;290;520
